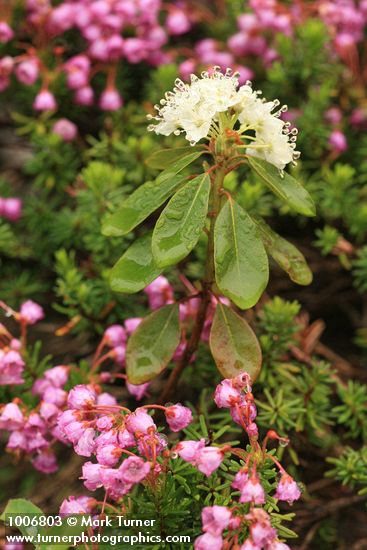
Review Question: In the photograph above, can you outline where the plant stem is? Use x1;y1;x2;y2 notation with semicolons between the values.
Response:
158;166;226;404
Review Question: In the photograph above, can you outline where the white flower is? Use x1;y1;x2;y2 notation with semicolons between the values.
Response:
147;67;300;169
148;68;239;144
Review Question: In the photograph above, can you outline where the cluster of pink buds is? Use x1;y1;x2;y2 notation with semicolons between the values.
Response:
0;300;44;385
0;365;70;473
0;197;22;222
228;0;291;66
179;0;293;83
191;373;301;549
318;0;367;59
214;373;258;439
56;372;301;548
0;0;192;112
195;506;291;550
57;386;192;500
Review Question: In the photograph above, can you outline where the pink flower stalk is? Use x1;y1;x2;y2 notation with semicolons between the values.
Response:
52;119;78;142
119;456;151;484
194;532;223;550
33;89;57;111
137;432;167;459
239;473;265;504
201;506;231;536
164;404;193;432
19;300;44;325
275;474;301;504
104;324;127;347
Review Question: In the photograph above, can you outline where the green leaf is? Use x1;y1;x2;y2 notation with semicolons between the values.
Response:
152;173;210;268
210;302;262;380
110;233;162;294
253;217;313;285
39;516;88;550
1;499;44;537
146;146;203;170
214;199;269;309
156;151;204;184
126;304;180;384
248;156;316;217
102;175;185;237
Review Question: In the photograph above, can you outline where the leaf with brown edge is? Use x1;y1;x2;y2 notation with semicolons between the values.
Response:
210;302;262;380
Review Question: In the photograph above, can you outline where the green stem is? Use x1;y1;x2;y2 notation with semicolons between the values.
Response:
158;166;226;404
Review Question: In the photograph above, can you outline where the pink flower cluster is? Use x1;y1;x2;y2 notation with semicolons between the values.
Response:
0;0;192;111
319;0;367;56
57;385;192;500
195;506;291;550
0;197;22;222
0;339;24;385
0;365;70;473
0;300;44;385
179;0;293;82
191;373;301;549
214;373;258;438
48;372;300;548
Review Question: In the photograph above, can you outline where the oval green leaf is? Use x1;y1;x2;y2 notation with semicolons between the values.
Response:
102;174;185;237
110;233;162;294
210;302;262;380
214;199;269;309
146;146;203;170
156;150;204;185
152;173;211;268
253;217;313;285
126;304;180;384
248;156;316;217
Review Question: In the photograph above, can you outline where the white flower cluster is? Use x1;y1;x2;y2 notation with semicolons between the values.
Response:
147;68;299;170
